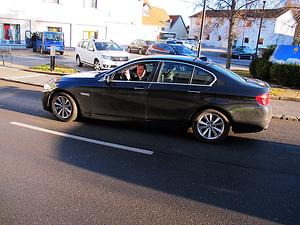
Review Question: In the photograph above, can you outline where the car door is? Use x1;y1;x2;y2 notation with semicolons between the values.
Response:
86;41;96;64
91;61;158;120
79;40;89;62
146;61;210;122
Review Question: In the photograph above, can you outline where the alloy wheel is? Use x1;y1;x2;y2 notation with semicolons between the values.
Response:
197;113;225;140
94;60;101;71
53;95;73;119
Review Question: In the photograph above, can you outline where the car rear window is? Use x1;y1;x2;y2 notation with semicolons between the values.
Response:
192;68;215;85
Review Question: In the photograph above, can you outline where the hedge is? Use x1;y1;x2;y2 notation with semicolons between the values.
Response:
270;64;300;88
249;58;273;81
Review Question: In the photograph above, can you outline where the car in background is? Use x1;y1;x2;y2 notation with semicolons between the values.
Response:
42;55;271;143
176;39;198;51
232;46;257;59
75;39;130;70
146;43;211;62
127;39;155;55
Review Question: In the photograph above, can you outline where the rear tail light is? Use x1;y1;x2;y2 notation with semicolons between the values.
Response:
256;92;270;106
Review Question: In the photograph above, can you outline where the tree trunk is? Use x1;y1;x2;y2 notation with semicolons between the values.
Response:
226;0;237;69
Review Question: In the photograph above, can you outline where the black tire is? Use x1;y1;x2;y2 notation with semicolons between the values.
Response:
192;109;230;143
76;55;83;67
51;92;78;122
60;51;64;55
94;59;101;71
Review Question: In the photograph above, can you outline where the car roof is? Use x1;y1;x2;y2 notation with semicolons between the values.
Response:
128;55;209;65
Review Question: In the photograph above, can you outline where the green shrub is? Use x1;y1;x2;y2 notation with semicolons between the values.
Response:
262;45;276;60
249;58;272;81
270;64;300;88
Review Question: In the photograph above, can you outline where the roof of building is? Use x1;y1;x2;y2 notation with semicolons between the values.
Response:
142;0;170;26
190;8;290;19
169;15;188;32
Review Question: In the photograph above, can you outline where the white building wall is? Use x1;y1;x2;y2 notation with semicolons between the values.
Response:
0;0;149;47
189;10;296;49
170;20;188;39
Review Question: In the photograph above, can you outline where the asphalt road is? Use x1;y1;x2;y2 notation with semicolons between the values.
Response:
8;48;250;71
1;80;300;225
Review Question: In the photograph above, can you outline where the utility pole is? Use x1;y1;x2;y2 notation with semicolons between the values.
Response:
197;0;206;58
255;0;266;57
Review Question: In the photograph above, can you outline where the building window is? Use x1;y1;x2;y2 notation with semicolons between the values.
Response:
205;34;210;40
244;37;249;43
44;0;59;3
48;27;62;32
83;31;98;39
218;35;221;41
258;38;264;45
1;24;21;44
84;0;97;8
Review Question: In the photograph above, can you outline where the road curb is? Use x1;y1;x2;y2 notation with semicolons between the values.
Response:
270;96;300;102
272;114;300;122
0;77;43;87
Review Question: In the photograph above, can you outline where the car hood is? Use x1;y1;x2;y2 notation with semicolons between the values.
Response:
98;50;129;57
63;71;101;79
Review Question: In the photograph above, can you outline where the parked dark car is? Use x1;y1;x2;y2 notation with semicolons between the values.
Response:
127;39;155;55
42;55;272;143
146;43;210;62
232;46;257;59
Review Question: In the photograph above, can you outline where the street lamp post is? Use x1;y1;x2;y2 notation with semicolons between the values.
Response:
255;0;266;57
197;0;207;58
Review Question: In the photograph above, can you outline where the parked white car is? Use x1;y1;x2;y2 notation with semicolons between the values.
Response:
75;39;130;70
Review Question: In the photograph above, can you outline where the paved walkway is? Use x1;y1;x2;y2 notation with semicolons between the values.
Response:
0;63;299;121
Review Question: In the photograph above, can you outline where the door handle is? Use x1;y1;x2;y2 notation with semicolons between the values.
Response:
134;87;145;90
188;90;201;94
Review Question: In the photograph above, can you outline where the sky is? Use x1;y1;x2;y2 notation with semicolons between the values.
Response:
148;0;200;26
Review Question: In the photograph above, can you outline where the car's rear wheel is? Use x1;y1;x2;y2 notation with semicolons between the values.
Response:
51;92;78;122
76;55;83;67
192;109;230;143
94;59;101;71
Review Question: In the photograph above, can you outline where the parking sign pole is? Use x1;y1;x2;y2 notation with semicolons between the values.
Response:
197;0;206;58
50;45;55;71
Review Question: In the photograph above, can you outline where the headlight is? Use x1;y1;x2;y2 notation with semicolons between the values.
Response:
43;76;60;91
102;55;112;60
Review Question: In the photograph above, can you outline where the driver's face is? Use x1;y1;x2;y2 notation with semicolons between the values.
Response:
137;65;145;77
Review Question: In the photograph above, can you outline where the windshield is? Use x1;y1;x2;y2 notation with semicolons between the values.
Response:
45;33;63;41
95;41;122;51
146;41;155;46
172;45;195;55
209;64;246;83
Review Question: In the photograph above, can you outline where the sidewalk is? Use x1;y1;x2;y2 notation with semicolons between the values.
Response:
0;63;299;121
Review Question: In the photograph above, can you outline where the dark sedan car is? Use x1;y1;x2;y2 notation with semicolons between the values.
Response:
146;43;210;62
42;55;272;143
127;39;155;55
232;46;257;59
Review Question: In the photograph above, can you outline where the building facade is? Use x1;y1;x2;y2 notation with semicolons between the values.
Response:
0;0;145;47
189;8;298;49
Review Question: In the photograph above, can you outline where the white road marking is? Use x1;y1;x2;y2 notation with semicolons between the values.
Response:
12;74;46;79
10;122;154;155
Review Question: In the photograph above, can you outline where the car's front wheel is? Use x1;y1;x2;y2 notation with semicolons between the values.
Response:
94;59;101;71
76;55;83;67
51;92;78;122
192;109;230;143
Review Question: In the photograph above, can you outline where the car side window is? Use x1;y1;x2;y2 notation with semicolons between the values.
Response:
81;41;88;49
157;62;193;84
112;62;157;82
87;41;94;51
192;67;215;85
